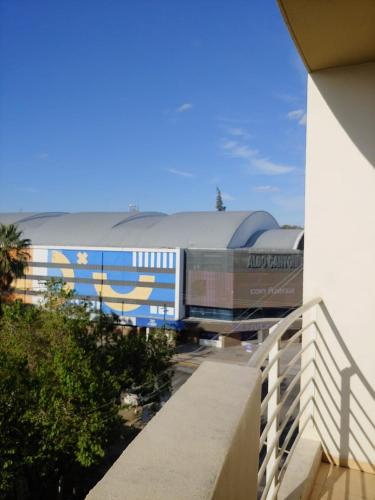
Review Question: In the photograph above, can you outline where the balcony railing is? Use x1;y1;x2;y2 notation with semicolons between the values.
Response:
89;297;349;500
248;297;322;500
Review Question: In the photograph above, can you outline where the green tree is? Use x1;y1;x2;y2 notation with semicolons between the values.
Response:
0;288;121;498
0;224;31;308
215;187;226;211
0;280;174;498
0;350;33;498
97;319;174;402
281;224;303;229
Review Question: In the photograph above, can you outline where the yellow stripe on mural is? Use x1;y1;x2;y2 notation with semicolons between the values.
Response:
92;273;155;312
51;250;74;291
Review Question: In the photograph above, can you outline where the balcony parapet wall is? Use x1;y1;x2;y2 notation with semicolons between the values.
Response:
86;361;261;500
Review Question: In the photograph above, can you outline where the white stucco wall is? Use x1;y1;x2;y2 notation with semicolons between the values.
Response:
303;62;375;471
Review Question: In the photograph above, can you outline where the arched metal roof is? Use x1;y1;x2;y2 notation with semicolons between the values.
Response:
0;211;281;249
251;228;304;250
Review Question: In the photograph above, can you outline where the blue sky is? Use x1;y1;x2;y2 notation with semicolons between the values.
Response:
0;0;307;225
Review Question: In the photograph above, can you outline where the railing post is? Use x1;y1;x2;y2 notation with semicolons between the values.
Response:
265;327;280;500
248;298;322;499
301;305;318;435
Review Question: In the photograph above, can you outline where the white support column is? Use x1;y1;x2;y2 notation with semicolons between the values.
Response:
265;332;280;500
301;305;318;436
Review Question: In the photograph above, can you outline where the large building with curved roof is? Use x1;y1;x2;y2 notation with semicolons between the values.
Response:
0;211;303;343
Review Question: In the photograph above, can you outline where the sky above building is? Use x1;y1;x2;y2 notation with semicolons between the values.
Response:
0;0;307;226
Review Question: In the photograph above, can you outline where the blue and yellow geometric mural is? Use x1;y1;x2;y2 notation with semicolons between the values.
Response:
24;247;183;328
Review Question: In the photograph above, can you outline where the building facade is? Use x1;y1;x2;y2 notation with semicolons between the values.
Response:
1;210;304;337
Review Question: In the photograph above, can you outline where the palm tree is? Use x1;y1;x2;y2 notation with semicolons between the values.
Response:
0;224;31;307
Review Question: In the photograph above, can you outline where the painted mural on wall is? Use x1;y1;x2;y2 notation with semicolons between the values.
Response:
21;247;182;327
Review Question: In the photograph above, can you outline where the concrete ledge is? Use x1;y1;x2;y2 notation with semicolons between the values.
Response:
278;437;322;500
86;361;261;500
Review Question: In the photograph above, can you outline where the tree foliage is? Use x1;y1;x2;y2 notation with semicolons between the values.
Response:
215;187;226;211
0;280;174;499
0;350;33;498
281;224;303;229
0;224;31;303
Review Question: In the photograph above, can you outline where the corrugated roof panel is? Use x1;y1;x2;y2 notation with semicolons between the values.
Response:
0;211;296;249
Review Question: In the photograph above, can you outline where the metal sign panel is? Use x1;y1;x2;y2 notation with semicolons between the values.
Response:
186;249;303;309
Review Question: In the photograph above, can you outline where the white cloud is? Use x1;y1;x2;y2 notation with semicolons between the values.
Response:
254;185;280;193
221;138;295;175
221;139;237;150
38;152;49;159
166;168;195;178
227;127;250;139
298;113;307;126
287;109;304;119
251;158;295;175
215;115;251;124
221;139;257;160
176;103;192;113
287;109;307;126
274;92;300;104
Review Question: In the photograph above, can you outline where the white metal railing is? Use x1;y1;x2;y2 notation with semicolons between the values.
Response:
248;297;322;500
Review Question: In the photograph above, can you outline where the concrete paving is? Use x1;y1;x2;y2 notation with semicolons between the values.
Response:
172;340;301;395
172;343;253;396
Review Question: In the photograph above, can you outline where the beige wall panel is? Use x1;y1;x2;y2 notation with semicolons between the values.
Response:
303;62;375;470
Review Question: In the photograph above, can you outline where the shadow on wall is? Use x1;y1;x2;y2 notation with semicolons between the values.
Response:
312;62;375;170
312;301;375;474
